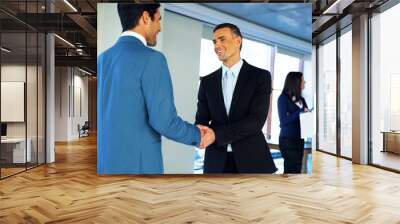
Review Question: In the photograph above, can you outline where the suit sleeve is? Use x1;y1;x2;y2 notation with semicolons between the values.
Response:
141;51;200;147
195;78;211;126
301;97;309;110
278;95;301;126
213;70;271;146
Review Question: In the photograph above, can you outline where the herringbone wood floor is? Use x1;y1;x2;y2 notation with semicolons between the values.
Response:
1;135;400;223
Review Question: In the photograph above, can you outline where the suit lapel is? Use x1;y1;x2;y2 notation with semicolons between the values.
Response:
228;60;251;118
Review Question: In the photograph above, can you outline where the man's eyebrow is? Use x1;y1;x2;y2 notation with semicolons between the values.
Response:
213;35;227;42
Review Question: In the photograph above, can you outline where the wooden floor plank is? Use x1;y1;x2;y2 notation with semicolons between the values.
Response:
0;135;400;223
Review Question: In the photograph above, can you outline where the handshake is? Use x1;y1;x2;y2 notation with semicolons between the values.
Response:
197;125;215;149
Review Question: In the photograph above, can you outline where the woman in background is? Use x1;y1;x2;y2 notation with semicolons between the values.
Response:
278;72;310;174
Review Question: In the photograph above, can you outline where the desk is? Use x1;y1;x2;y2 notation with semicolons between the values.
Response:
381;131;400;154
1;138;31;163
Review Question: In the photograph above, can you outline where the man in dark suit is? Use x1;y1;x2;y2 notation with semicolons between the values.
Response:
196;23;277;174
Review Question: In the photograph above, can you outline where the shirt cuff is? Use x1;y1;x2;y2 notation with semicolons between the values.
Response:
193;126;201;147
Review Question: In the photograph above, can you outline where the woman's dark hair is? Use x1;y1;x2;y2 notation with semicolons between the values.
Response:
282;72;303;101
117;3;160;32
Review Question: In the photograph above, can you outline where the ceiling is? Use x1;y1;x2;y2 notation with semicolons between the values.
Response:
0;0;99;73
203;3;312;42
1;0;397;75
311;0;390;43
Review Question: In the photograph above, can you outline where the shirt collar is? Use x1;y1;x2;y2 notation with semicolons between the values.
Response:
120;31;147;46
222;59;243;78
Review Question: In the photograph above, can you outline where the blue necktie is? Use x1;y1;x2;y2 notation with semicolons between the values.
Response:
223;69;235;115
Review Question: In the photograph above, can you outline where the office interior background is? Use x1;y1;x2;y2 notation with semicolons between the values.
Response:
1;0;400;177
0;0;399;223
0;0;97;179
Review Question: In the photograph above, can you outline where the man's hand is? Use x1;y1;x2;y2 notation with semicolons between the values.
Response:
197;125;215;149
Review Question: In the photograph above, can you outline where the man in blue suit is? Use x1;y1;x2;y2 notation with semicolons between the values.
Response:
97;3;214;174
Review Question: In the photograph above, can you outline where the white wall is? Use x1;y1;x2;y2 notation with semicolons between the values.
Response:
55;67;68;141
55;67;89;141
161;11;202;173
1;65;35;138
1;64;26;81
97;3;121;56
75;73;89;137
1;64;46;163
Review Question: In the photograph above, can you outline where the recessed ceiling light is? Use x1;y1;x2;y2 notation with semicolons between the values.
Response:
54;34;75;48
1;47;11;53
63;0;78;12
323;0;354;15
78;67;92;76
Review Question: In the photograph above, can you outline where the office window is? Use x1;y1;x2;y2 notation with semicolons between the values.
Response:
199;39;220;77
370;3;400;171
317;37;337;154
270;50;301;144
302;55;314;110
339;28;352;158
241;38;272;71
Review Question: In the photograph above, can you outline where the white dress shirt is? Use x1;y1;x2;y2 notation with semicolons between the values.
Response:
120;31;147;46
221;59;243;152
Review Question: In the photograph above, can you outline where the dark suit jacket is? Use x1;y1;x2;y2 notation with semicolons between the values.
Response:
196;60;277;173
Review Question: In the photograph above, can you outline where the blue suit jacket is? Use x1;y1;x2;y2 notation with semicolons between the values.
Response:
97;36;200;174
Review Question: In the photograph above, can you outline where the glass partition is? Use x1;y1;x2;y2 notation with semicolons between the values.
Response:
1;30;28;177
0;1;46;179
339;28;352;158
317;36;337;155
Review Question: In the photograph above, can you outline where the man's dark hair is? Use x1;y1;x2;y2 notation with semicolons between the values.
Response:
282;72;303;101
117;3;160;32
213;23;243;50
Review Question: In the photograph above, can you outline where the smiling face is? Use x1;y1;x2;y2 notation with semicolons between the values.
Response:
213;27;241;67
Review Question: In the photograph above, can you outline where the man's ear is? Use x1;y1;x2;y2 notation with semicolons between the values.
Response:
236;37;242;48
142;11;150;25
